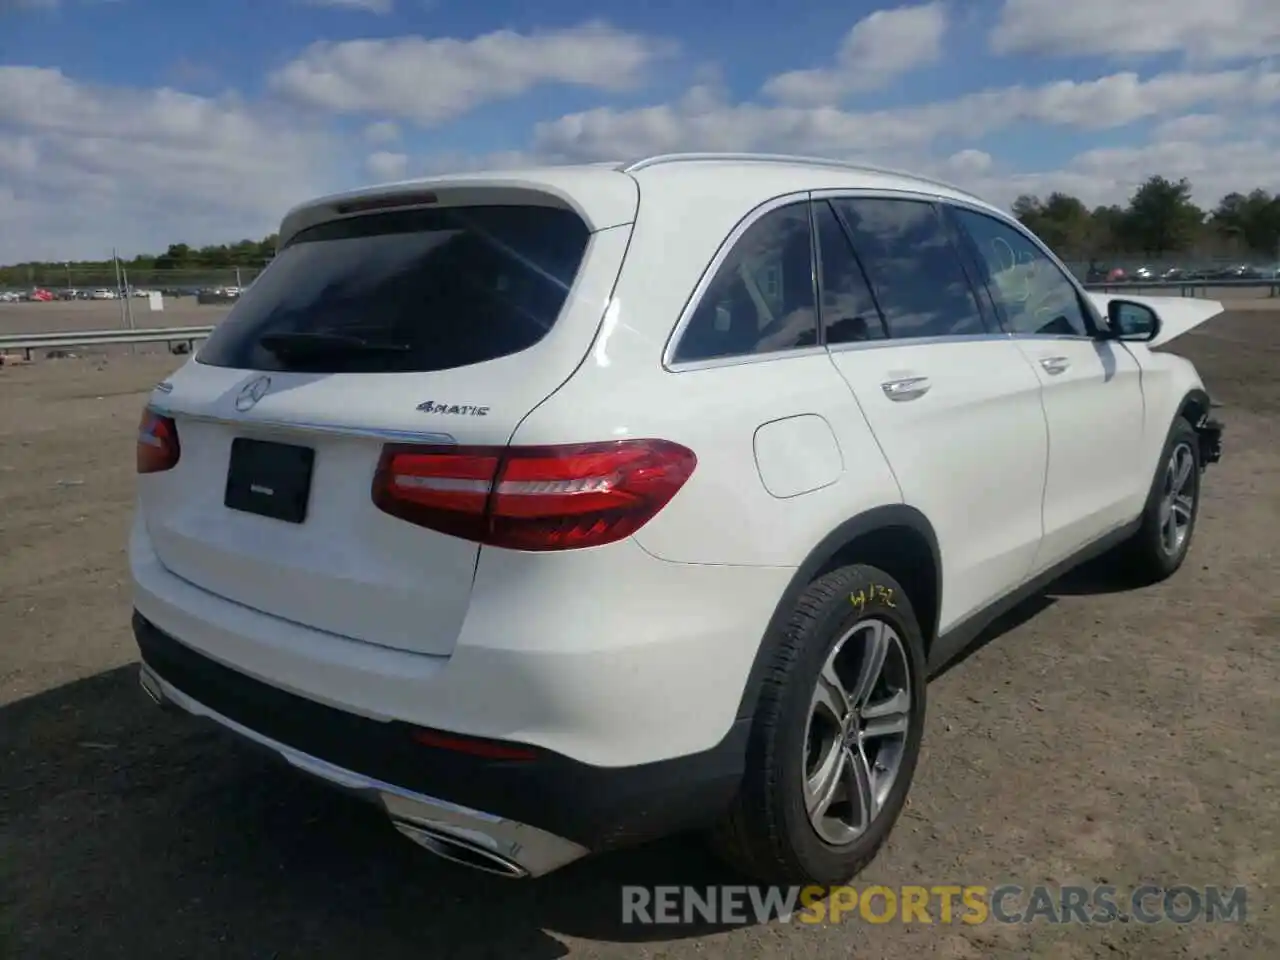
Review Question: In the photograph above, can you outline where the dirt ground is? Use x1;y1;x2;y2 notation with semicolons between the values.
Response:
1;312;1276;959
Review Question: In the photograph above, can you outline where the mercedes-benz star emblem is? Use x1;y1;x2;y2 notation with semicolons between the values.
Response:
234;375;272;412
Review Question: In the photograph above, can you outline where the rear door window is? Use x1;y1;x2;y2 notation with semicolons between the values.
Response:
197;205;591;373
830;198;989;340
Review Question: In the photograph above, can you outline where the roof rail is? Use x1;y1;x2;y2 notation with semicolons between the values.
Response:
618;152;983;201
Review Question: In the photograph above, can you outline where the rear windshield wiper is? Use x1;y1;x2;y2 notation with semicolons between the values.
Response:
258;331;411;358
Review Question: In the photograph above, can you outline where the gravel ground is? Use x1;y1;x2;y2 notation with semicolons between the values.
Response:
1;311;1276;959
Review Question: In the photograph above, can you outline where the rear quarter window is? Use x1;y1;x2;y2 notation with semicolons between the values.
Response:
197;204;590;374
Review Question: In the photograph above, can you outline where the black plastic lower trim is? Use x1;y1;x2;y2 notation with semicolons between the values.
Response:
927;518;1140;674
133;612;748;851
1196;417;1223;466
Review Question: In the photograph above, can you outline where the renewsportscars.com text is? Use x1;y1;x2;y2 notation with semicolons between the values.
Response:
621;884;1248;926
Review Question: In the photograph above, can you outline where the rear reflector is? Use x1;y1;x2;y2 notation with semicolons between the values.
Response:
410;728;538;761
372;439;696;550
137;409;180;474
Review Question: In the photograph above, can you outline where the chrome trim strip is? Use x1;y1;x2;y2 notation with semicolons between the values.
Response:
146;405;457;445
823;331;1098;355
139;663;590;878
825;333;1007;354
665;344;828;373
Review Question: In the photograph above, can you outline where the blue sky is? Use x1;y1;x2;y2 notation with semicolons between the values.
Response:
2;0;1279;261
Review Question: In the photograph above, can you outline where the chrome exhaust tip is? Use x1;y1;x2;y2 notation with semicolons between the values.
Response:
139;664;169;708
393;821;529;879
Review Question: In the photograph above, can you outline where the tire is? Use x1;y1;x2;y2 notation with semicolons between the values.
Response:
1118;416;1202;585
712;563;928;886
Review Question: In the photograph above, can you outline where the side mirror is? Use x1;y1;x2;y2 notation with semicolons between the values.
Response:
1107;300;1161;342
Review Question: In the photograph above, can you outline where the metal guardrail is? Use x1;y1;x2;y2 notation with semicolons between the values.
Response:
0;325;215;360
1082;278;1280;297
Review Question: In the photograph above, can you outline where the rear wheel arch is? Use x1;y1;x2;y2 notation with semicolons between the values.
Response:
735;505;942;721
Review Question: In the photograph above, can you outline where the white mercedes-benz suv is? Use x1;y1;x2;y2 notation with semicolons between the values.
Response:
131;153;1224;885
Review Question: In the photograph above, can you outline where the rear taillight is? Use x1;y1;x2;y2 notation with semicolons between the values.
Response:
137;409;180;474
372;439;697;551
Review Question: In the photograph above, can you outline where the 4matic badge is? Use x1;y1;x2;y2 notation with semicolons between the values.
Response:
415;400;490;416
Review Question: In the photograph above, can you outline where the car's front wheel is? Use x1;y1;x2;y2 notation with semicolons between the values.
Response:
1118;416;1202;584
712;563;927;886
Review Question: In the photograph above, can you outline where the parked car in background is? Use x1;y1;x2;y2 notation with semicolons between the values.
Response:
196;286;241;304
132;152;1225;887
91;288;118;300
1209;264;1261;281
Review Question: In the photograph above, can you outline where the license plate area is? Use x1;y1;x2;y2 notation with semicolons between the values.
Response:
224;438;315;524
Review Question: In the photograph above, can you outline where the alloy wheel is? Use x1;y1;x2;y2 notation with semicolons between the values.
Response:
802;618;912;847
1159;441;1197;557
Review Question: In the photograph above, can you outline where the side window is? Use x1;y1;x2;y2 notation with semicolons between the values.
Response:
831;198;986;340
951;207;1091;338
815;200;886;344
672;203;817;363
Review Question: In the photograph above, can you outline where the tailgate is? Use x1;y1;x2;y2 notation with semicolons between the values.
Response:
137;191;635;657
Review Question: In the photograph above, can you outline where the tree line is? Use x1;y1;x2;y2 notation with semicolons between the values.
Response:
3;174;1280;288
1012;176;1280;264
0;237;278;289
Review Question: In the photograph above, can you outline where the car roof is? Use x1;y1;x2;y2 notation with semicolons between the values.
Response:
277;153;1006;247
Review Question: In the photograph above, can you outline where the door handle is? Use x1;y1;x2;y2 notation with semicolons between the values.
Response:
1039;356;1071;375
881;376;931;401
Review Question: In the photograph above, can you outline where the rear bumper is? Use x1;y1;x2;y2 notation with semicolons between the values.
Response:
130;513;787;768
134;612;750;866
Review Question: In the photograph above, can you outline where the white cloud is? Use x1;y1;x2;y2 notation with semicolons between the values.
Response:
1153;113;1230;141
763;2;948;105
990;0;1280;62
0;136;40;175
0;66;340;261
534;65;1280;161
269;22;677;125
300;0;393;12
365;150;407;179
363;120;401;144
942;148;994;177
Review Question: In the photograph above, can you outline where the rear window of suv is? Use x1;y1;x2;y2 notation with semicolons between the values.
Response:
197;204;591;374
